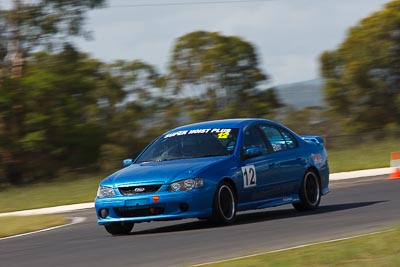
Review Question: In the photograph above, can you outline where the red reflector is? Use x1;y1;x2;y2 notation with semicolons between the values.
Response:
152;196;160;203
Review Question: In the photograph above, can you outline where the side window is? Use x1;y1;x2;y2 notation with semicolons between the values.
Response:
280;129;297;149
259;125;297;152
242;126;269;155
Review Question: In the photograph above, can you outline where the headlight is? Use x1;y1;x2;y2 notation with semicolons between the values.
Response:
97;186;116;198
168;178;204;192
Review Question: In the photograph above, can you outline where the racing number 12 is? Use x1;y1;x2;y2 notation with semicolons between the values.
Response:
242;165;256;188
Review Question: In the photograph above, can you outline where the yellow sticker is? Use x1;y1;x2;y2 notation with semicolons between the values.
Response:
218;132;229;139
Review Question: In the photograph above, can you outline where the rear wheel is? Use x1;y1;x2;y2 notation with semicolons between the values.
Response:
293;170;321;211
210;182;236;225
104;222;134;235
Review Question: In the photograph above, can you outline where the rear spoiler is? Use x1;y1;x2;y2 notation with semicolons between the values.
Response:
301;135;325;145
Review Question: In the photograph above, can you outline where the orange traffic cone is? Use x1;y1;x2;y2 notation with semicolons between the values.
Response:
388;168;400;180
388;151;400;180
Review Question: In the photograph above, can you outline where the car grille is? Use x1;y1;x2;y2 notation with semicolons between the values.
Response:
114;206;165;218
118;184;162;195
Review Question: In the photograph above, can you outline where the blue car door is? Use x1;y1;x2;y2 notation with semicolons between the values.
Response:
258;124;307;196
238;125;280;205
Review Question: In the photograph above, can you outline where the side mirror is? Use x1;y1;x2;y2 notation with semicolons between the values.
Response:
244;147;263;159
122;159;133;167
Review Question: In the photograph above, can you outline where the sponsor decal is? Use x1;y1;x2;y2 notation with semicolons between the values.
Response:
311;153;323;164
164;128;232;138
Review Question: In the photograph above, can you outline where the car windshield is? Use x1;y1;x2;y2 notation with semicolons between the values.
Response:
136;128;239;163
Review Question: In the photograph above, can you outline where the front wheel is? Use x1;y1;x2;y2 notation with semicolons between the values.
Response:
210;182;236;225
104;222;134;235
293;170;321;211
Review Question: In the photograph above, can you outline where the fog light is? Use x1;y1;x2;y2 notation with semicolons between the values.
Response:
100;208;109;218
150;207;156;214
179;203;189;212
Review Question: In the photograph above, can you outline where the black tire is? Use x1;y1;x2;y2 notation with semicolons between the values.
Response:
293;170;321;211
210;181;236;225
104;222;134;235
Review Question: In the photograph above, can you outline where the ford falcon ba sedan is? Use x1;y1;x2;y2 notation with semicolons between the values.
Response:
95;118;330;235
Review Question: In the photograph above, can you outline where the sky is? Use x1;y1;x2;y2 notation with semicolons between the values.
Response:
3;0;392;86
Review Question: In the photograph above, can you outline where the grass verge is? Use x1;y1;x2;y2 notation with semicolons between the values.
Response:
0;215;67;238
328;138;399;173
194;228;400;267
0;175;102;213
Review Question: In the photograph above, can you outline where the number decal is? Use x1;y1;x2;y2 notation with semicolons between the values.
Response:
218;132;229;139
242;165;256;188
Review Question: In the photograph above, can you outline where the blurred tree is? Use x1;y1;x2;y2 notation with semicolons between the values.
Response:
188;87;281;122
283;106;333;135
99;60;169;172
0;0;105;79
108;60;164;105
0;0;106;184
320;0;400;132
168;31;281;122
168;31;267;107
0;48;124;184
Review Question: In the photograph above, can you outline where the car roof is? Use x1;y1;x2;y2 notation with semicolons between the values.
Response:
167;118;277;132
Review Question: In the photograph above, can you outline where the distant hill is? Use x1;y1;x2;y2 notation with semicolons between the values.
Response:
275;79;325;109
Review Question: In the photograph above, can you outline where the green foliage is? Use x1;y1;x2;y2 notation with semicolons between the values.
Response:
96;60;167;172
168;30;280;122
108;59;162;103
0;0;105;53
0;48;125;184
282;106;337;137
0;1;108;184
320;0;400;132
187;88;281;122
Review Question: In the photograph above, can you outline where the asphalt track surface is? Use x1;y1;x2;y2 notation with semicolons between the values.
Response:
1;176;400;267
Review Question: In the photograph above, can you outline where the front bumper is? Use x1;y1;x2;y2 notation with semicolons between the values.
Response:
95;188;214;225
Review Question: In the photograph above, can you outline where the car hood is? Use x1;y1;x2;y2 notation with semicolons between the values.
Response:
105;156;231;187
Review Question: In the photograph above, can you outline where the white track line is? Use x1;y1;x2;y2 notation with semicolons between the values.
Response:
192;228;396;266
0;217;86;241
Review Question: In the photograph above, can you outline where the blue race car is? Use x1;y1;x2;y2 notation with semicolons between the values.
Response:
95;118;329;235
